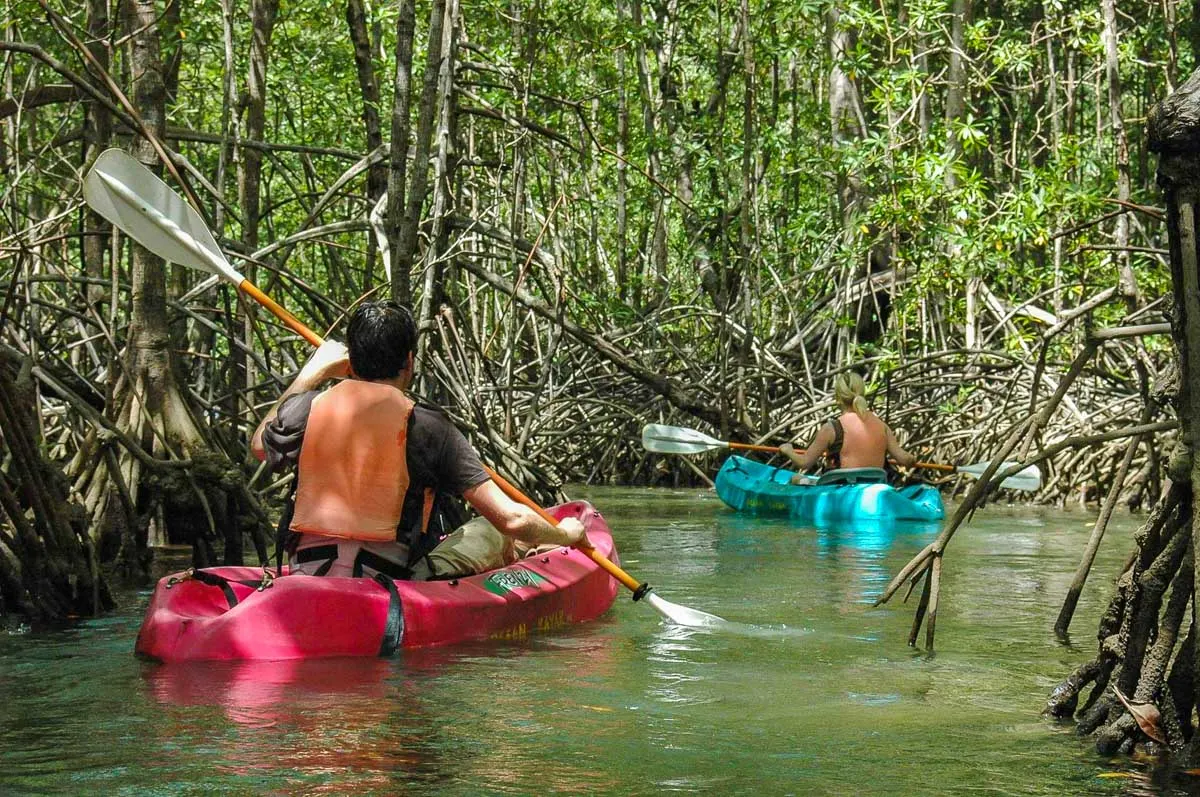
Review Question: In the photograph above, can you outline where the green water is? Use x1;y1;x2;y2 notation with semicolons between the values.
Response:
0;487;1179;795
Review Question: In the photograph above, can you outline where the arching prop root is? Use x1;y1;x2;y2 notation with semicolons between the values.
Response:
0;349;113;624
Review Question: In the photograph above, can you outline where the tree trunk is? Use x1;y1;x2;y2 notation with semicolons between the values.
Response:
416;0;459;379
347;0;387;289
237;0;280;415
944;0;975;347
82;0;112;316
828;2;865;222
1152;72;1200;759
631;0;664;310
736;0;755;429
212;0;245;465
387;0;417;302
1102;0;1138;309
1048;67;1200;758
943;0;970;181
616;1;629;302
162;0;183;105
79;0;226;577
163;0;189;351
393;0;448;304
215;0;237;238
239;0;279;259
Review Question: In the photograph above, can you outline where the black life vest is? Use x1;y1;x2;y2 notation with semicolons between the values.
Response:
825;418;844;469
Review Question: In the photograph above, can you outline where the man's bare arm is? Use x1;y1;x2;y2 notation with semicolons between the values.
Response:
250;340;350;461
462;479;588;547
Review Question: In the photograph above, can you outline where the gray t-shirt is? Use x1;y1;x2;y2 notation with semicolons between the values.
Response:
262;389;489;548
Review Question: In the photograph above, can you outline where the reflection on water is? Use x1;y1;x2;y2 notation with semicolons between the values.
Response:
0;487;1186;795
129;638;628;794
138;654;454;792
710;511;942;614
143;658;398;726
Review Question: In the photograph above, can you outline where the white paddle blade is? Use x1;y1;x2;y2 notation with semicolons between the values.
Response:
84;148;244;285
997;465;1042;492
957;461;1042;492
645;592;727;627
641;424;727;455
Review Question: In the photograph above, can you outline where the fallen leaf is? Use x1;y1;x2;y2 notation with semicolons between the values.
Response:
1113;686;1167;744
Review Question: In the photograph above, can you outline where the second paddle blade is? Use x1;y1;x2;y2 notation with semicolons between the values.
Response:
957;461;1042;492
640;423;725;455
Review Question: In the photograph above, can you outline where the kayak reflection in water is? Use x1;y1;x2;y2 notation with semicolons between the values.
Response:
250;300;588;580
778;371;918;485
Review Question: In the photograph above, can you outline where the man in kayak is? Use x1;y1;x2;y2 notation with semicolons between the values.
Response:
251;300;587;579
778;371;917;483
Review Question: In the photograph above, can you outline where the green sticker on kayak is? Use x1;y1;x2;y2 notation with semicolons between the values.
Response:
747;497;790;512
484;568;548;596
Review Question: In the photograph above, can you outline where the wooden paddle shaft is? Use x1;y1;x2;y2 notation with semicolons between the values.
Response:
239;278;324;347
482;466;645;595
728;441;783;454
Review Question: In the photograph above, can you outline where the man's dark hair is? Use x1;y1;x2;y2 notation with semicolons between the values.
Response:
346;301;417;381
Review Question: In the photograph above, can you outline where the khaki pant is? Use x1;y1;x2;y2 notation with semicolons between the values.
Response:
409;515;523;580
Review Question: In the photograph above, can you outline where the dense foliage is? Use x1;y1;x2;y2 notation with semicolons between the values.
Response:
0;0;1186;582
4;0;1181;351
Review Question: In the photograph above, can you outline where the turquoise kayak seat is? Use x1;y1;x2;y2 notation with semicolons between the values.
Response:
816;468;888;485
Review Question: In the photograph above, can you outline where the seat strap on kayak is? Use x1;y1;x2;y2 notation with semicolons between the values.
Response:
816;467;888;485
166;568;241;609
295;544;339;577
373;573;404;656
353;549;412;581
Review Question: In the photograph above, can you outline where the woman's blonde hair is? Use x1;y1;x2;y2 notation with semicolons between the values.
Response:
833;372;870;417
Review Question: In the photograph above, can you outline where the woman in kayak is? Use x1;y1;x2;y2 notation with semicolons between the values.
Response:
779;371;916;483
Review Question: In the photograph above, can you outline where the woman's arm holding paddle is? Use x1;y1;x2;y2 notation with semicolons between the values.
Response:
780;424;834;471
885;425;917;468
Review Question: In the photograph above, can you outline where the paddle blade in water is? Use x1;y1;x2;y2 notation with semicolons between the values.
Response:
956;461;1041;492
645;592;727;627
641;424;726;455
84;148;244;285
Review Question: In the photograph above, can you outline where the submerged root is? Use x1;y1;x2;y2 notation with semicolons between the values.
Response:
1045;659;1103;719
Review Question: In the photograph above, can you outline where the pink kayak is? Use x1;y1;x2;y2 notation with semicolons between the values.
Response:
135;501;619;662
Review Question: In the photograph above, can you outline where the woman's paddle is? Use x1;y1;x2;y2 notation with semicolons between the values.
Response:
83;147;723;627
642;423;1043;492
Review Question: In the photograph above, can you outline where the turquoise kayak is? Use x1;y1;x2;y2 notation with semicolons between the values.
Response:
714;455;945;523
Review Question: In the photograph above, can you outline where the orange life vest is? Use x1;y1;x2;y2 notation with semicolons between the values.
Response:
290;380;415;543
